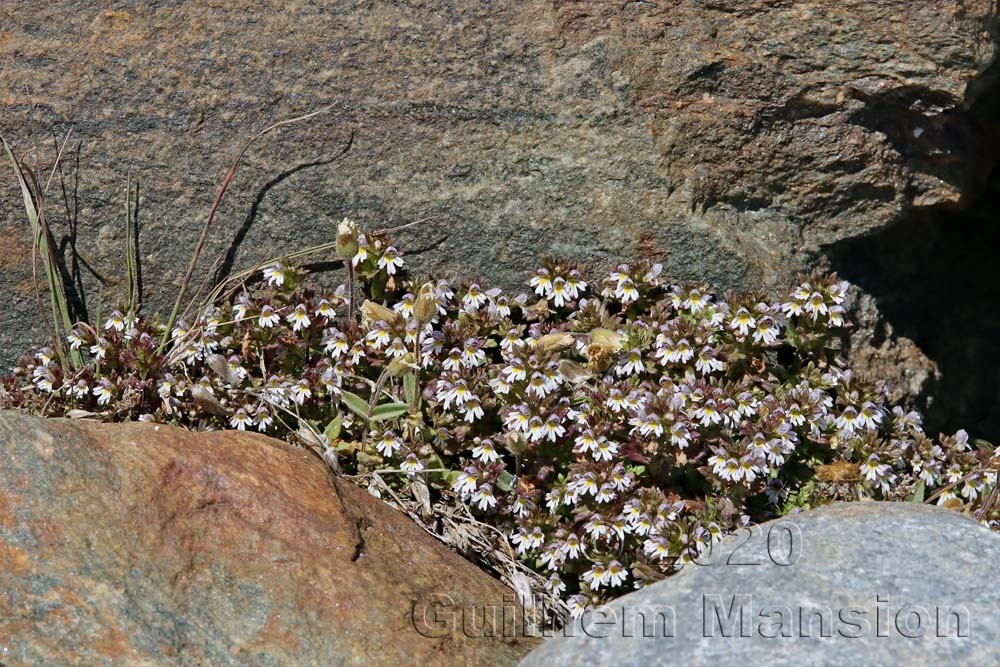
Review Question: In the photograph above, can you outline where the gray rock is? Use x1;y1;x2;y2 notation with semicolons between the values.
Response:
1;1;997;387
521;503;1000;666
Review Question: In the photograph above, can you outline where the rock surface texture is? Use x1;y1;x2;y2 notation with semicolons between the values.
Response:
0;411;537;666
1;1;998;406
520;502;1000;666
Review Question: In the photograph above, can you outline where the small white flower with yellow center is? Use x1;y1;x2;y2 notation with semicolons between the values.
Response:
400;454;424;472
616;277;639;304
550;277;571;307
348;343;366;365
376;431;402;456
462;396;485;423
462;283;487;309
286;304;311;332
386;337;408;358
263;262;287;287
729;307;756;336
67;330;85;350
104;310;126;332
543;415;565;441
562;534;583;559
90;337;109;360
804;291;829;321
229;407;254;431
858;401;882;430
289;379;312;405
606;561;627;587
835;406;859;435
673;338;695;363
527;372;550;398
315;298;337;319
753;317;779;344
92;379;114;405
616;348;644;376
232;297;250;320
461;339;486;367
472;439;500;463
582;563;609;590
695;347;723;375
683;289;710;313
574;429;598;454
452;467;480;495
490;294;511;319
32;366;55;392
377;246;404;275
255;405;273;432
527;416;546;442
530;268;552;296
351;238;369;267
861;454;889;482
488;375;511;395
322;329;349;357
365;321;391;349
644;537;671;560
566;269;587;297
594;438;619;462
70;379;89;400
258;304;280;328
472;484;497;511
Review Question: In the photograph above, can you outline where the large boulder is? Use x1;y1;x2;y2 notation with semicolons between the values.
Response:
0;411;538;665
1;0;997;376
520;502;1000;665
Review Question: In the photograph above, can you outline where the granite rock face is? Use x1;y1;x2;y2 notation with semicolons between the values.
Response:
520;502;1000;666
0;411;538;666
1;1;998;400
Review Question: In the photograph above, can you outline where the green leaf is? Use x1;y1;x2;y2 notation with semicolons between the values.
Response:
907;480;926;503
324;413;343;441
497;470;516;492
404;372;417;406
370;402;410;422
341;391;370;420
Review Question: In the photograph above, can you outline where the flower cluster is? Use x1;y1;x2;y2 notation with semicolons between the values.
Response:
2;230;996;618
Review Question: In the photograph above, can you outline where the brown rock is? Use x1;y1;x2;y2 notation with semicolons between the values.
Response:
0;411;538;665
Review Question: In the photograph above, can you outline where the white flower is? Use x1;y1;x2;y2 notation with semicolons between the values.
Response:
67;331;85;350
729;308;756;336
289;380;312;405
323;329;349;357
90;337;109;360
695;347;724;374
315;298;337;319
452;467;480;496
92;379;114;405
255;405;273;432
472;484;497;510
286;304;312;332
377;246;404;275
582;563;609;590
753;317;780;345
400;454;424;472
683;289;710;313
258;304;280;328
616;349;644;376
230;407;254;431
376;431;402;456
606;560;627;587
263;262;287;287
462;283;487;309
861;454;889;482
804;292;828;320
104;310;126;332
365;322;391;349
32;366;55;392
615;278;639;304
530;269;552;296
462;397;485;423
472;439;501;463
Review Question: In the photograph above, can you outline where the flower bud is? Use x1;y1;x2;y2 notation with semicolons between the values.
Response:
535;332;574;354
413;282;438;325
361;299;403;328
336;217;359;261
